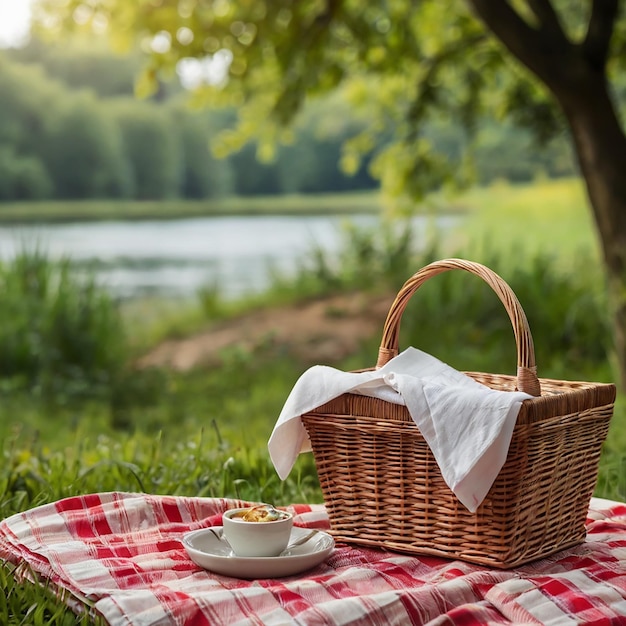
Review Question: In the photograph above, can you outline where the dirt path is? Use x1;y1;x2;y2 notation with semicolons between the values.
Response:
138;291;395;371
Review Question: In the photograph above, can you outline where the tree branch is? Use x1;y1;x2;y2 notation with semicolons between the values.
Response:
526;0;568;42
467;0;572;87
583;0;619;70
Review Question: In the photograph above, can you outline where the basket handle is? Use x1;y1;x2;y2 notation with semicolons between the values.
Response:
376;258;541;396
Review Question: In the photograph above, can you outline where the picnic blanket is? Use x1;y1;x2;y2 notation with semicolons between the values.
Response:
1;492;626;625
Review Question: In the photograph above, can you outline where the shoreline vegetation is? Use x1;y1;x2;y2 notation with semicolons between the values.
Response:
0;181;488;224
0;190;386;223
0;177;586;244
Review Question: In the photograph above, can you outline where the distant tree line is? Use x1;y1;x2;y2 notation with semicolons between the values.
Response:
0;37;575;202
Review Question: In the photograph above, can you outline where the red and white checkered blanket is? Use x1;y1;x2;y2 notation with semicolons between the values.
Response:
1;492;626;625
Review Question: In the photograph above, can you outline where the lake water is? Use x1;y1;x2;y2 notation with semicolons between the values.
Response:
0;214;457;299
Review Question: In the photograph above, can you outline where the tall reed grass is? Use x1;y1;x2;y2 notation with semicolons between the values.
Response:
0;248;128;403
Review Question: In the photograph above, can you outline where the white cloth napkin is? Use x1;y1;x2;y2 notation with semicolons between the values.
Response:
268;347;533;512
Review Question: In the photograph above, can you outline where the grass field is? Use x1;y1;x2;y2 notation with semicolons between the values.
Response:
445;177;600;265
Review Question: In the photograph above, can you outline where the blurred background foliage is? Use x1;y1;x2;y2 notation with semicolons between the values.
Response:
0;35;576;203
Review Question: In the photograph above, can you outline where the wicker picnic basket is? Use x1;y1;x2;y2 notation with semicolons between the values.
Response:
300;258;616;568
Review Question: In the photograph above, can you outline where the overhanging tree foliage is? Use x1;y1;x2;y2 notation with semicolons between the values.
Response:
36;0;626;389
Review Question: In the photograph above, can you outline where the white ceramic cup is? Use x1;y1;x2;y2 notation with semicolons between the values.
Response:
222;507;293;557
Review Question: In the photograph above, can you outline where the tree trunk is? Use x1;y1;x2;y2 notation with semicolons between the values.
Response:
555;75;626;391
467;0;626;390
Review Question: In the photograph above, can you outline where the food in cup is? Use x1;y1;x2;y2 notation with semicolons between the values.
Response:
232;504;290;523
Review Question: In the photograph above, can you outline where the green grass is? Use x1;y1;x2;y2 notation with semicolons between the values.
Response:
0;416;323;522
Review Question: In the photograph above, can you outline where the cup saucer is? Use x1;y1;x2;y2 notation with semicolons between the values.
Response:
182;526;335;579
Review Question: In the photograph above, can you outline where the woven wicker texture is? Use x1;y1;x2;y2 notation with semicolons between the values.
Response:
301;259;615;568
